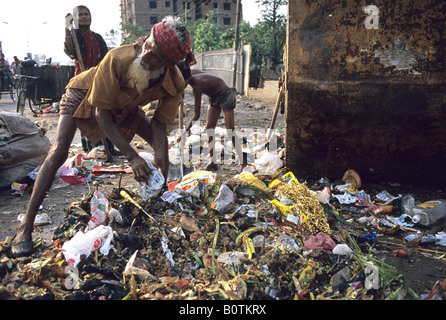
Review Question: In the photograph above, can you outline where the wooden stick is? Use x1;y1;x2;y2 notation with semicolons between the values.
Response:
70;21;85;72
378;240;446;255
266;73;285;142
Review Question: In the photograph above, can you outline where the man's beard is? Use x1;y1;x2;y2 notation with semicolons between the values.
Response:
125;57;165;93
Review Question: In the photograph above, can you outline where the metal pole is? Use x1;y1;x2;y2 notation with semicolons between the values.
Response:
232;0;241;88
179;99;184;178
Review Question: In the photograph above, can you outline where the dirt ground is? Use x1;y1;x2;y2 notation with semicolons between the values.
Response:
1;89;445;301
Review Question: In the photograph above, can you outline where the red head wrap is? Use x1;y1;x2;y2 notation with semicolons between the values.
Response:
152;21;196;68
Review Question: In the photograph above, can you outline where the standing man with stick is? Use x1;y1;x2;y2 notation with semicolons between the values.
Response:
64;5;108;76
64;5;114;156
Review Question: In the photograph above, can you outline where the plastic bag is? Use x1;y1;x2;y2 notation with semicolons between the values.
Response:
62;225;114;267
168;147;181;166
217;251;246;266
161;235;175;267
274;234;301;253
211;184;235;214
332;244;353;255
160;190;183;204
137;154;165;201
175;171;217;197
87;190;109;230
57;154;95;184
254;151;283;175
180;170;217;185
304;232;336;252
269;199;294;216
17;213;52;226
107;208;123;224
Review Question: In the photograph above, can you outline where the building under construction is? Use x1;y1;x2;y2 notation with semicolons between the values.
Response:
120;0;241;33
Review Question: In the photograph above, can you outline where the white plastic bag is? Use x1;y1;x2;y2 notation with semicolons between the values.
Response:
332;244;353;255
17;213;52;226
217;251;246;266
161;235;175;267
254;151;283;175
62;225;114;267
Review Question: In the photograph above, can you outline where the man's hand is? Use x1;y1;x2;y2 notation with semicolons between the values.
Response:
65;13;73;30
128;155;152;182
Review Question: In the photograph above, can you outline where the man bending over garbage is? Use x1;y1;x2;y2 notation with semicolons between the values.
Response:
177;62;246;172
11;16;196;257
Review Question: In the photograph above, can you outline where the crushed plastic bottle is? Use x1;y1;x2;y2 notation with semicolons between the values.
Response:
400;194;416;216
400;194;446;226
412;200;446;226
87;190;109;230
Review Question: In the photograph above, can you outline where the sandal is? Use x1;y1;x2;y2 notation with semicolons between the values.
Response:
203;162;218;172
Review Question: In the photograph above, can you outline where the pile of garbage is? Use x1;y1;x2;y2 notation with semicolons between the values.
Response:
1;151;446;300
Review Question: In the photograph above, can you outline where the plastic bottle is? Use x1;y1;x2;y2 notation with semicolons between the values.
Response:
400;194;416;215
412;199;446;226
400;194;446;226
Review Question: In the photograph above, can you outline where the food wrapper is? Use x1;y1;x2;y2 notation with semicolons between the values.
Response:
269;199;294;216
235;172;267;190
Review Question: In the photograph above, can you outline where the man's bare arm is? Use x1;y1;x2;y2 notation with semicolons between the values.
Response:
96;108;152;182
185;88;203;132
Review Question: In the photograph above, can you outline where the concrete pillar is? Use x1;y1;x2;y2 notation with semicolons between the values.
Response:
285;0;446;185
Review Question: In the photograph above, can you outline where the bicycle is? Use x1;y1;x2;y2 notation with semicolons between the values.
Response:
0;71;16;101
15;74;40;115
15;65;74;116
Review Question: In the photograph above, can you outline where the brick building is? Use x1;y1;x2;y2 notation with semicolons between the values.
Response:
120;0;242;34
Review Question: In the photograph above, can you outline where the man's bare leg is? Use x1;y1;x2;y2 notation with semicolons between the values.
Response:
223;110;246;172
203;106;220;171
11;114;78;256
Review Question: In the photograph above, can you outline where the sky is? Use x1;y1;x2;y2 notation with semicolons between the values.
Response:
0;0;286;65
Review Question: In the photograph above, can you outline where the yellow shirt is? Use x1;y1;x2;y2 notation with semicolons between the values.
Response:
67;44;185;144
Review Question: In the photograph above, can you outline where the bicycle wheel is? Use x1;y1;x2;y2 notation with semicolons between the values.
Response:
16;89;26;115
29;99;39;115
9;85;16;102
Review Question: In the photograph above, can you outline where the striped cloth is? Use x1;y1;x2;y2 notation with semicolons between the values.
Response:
152;21;196;68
